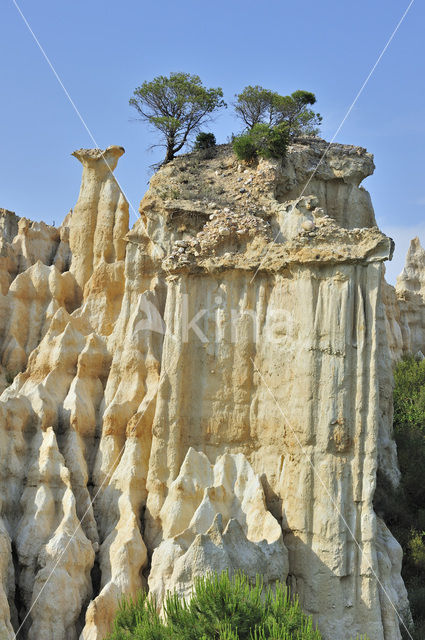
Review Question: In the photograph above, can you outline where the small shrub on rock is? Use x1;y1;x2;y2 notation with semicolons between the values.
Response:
194;132;217;150
233;123;289;162
250;123;289;159
232;132;257;161
105;571;326;639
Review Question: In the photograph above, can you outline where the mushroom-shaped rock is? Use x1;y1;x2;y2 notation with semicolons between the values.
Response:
69;146;129;293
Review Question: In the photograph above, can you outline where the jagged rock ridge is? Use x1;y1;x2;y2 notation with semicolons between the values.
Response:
0;140;418;639
384;237;425;361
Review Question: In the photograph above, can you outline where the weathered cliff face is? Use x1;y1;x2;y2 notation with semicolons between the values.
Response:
0;140;413;640
148;449;288;607
383;237;425;361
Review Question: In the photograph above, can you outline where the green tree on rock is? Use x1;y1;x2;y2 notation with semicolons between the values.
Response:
234;86;322;137
275;90;322;137
130;72;226;164
233;85;279;129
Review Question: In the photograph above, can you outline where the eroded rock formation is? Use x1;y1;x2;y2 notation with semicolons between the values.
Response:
0;139;417;639
148;449;288;606
384;237;425;361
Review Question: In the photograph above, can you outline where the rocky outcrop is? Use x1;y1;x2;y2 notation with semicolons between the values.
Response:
0;140;414;640
17;428;94;640
381;237;425;370
148;449;288;605
69;146;128;295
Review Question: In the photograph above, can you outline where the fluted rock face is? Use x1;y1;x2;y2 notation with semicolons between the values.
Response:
382;237;425;364
69;146;129;295
0;140;413;640
0;209;62;296
148;449;288;606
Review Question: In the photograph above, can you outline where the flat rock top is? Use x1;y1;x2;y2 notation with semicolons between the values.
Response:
137;139;389;274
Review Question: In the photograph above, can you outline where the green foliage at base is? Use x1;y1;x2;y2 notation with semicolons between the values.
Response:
375;355;425;638
233;123;289;162
105;572;330;640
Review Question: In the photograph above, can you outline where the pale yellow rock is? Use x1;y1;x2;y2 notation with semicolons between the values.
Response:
0;209;20;296
148;449;288;604
0;209;61;297
144;260;404;640
0;262;77;375
81;480;147;640
276;138;377;229
382;237;425;363
382;273;404;362
69;146;129;294
376;518;412;638
12;218;60;273
16;428;94;639
395;237;425;355
0;209;77;389
53;221;71;273
0;141;416;640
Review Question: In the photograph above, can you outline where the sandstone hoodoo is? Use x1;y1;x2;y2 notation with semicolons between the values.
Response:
0;139;422;639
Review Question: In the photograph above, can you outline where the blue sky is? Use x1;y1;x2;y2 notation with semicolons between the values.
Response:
1;0;423;283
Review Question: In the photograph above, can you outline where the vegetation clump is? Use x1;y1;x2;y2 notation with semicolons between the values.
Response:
130;73;322;165
194;131;217;150
375;354;425;638
105;571;325;640
233;122;289;162
234;85;322;137
130;72;226;164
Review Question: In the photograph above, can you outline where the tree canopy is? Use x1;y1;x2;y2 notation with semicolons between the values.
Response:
234;86;322;137
130;72;226;164
233;85;278;129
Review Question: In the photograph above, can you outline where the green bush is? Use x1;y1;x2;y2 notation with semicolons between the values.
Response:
249;123;289;159
105;572;326;640
233;133;257;161
194;132;217;150
233;123;289;162
394;355;425;432
375;354;425;637
409;529;425;570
